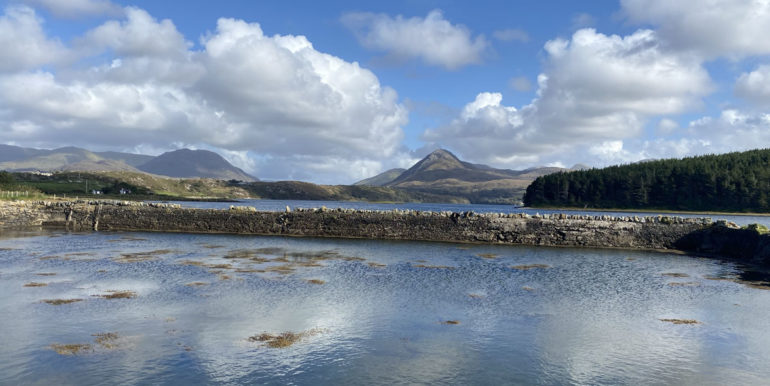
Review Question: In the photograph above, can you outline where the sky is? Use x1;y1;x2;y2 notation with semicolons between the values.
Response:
1;0;770;184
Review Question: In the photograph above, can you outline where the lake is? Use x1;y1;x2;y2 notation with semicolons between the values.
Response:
1;228;769;385
154;198;770;227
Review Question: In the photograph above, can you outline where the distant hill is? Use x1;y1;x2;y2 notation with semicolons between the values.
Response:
95;151;154;167
0;146;141;172
0;144;47;162
524;148;770;212
137;149;257;181
355;149;570;204
354;168;406;186
0;144;257;181
241;180;466;203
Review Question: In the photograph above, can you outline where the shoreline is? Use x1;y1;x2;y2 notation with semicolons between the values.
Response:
525;205;770;217
1;200;768;268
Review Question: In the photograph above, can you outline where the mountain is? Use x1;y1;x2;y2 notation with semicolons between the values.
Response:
0;146;140;172
137;149;257;181
0;144;47;162
524;148;770;212
354;168;406;186
388;149;523;187
354;149;568;204
95;151;154;167
0;144;257;181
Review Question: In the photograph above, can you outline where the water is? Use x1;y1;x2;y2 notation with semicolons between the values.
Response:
2;229;770;385
154;198;770;227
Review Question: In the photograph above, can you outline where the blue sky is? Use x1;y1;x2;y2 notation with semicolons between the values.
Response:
1;0;769;183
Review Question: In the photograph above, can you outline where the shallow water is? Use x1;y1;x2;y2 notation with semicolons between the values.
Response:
156;198;770;227
1;230;770;385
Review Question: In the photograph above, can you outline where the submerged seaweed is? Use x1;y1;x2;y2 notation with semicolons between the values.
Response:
96;291;137;299
114;249;174;263
43;299;83;305
660;318;701;325
248;329;321;348
50;343;92;355
476;253;498;259
512;264;551;270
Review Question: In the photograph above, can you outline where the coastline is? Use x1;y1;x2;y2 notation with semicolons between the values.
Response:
1;199;768;268
524;205;770;217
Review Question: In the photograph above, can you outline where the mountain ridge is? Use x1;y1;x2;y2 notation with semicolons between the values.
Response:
355;149;573;204
0;144;256;181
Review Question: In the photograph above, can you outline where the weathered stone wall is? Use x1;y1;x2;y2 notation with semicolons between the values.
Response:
0;201;50;229
32;200;709;250
2;200;768;266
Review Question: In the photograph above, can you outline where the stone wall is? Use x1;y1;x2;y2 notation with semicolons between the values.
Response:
2;200;768;266
34;200;709;250
0;200;50;229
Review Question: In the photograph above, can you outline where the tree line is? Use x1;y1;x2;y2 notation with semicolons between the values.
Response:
523;149;770;212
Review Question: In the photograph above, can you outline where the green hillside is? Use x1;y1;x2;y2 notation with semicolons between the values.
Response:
523;149;770;213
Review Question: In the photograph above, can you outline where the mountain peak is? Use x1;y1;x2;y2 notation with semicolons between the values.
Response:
415;149;464;171
425;148;460;160
137;149;257;181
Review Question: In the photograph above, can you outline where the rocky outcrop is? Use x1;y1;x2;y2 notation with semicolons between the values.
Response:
1;200;768;266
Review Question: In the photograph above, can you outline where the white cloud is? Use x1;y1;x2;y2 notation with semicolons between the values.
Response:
423;28;712;169
493;28;529;42
25;0;122;18
736;65;770;106
341;9;488;70
621;0;770;58
0;6;67;72
0;7;408;184
685;109;770;151
656;118;679;135
79;7;190;59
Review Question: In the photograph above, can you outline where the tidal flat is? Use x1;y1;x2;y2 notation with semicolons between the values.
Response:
1;229;770;385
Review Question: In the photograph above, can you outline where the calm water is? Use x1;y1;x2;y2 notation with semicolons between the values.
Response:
155;199;770;227
1;229;770;385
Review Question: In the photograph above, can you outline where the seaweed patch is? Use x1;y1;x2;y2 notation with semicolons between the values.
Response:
248;329;322;348
512;264;551;270
43;299;84;305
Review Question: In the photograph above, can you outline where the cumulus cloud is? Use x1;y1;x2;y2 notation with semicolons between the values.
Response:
736;65;770;106
621;0;770;58
423;28;712;168
493;28;529;42
0;6;408;184
341;9;487;70
0;6;67;72
656;118;679;135
621;110;770;164
24;0;122;18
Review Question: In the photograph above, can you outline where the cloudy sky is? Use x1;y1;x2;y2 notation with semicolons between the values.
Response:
1;0;769;183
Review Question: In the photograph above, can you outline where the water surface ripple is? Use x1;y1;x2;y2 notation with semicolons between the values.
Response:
1;230;769;385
